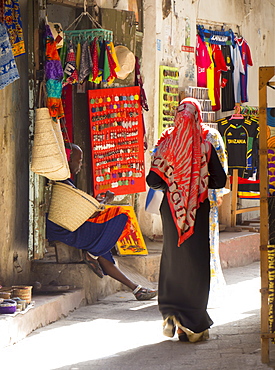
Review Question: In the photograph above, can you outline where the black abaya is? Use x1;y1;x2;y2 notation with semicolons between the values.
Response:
146;145;226;333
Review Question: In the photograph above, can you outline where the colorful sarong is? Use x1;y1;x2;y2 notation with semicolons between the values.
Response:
0;22;19;89
87;206;131;242
4;0;25;57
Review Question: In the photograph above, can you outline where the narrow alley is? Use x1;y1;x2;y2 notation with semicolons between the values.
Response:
1;261;275;370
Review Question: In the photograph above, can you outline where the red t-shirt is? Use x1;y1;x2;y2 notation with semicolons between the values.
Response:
211;44;227;111
196;35;211;87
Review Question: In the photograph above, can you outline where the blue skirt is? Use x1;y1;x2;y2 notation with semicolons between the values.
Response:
46;213;128;264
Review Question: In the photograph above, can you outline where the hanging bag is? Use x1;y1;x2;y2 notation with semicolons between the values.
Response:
31;81;70;180
48;182;105;231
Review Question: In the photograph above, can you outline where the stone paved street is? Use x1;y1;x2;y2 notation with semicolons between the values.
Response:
1;261;275;369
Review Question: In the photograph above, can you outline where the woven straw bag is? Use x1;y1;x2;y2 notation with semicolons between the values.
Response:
48;182;105;231
31;108;70;180
31;81;70;180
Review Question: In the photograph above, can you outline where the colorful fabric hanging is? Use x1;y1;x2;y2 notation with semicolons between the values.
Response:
79;40;92;83
92;40;103;84
103;44;110;82
90;37;99;81
0;22;19;89
61;33;117;86
98;39;106;72
59;41;67;70
3;0;25;57
106;42;116;82
45;59;64;81
47;96;65;119
45;24;64;119
110;42;120;73
75;41;81;71
63;41;78;85
45;24;63;81
106;41;118;85
46;79;63;98
61;84;73;144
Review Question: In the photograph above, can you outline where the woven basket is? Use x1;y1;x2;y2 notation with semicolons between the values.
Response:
12;286;32;304
48;182;105;232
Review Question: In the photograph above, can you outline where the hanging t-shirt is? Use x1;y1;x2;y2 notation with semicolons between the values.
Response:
223;123;248;176
196;34;211;87
232;45;245;104
217;116;259;177
235;37;253;103
197;25;235;46
221;45;235;112
243;116;259;177
211;44;227;112
206;42;215;106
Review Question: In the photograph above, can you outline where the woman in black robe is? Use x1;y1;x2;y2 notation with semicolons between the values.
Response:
146;98;226;342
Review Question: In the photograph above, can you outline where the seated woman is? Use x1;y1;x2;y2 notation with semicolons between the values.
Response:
46;143;157;301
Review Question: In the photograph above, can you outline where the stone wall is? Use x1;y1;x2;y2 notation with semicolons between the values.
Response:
0;0;30;286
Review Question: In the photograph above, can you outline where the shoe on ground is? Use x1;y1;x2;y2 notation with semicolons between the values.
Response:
163;316;176;338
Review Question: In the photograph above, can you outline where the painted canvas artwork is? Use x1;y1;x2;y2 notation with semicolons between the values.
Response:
108;205;148;256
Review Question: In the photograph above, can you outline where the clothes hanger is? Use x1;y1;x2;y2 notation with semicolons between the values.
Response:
65;0;102;31
64;0;113;43
229;104;244;120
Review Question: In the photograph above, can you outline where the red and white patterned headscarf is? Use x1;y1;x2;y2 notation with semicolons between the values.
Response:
150;97;211;246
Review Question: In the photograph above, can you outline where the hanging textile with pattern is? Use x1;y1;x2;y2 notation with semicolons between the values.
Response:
3;0;25;57
45;23;64;119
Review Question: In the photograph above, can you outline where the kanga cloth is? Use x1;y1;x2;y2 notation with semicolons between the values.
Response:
46;79;64;120
106;41;117;84
45;25;64;81
78;40;92;83
75;42;81;72
87;205;132;242
46;79;62;98
3;0;25;57
46;96;64;119
106;41;119;85
149;98;210;246
63;41;78;85
46;206;131;271
44;24;64;119
59;41;67;70
0;22;19;89
89;37;99;81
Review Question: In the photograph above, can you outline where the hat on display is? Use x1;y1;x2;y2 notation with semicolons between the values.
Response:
48;22;64;49
114;45;135;80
